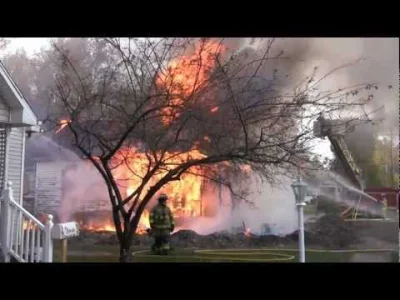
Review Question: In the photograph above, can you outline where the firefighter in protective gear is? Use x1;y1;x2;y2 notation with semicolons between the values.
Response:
149;193;175;255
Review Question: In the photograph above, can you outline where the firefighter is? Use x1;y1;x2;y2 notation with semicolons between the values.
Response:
149;193;175;255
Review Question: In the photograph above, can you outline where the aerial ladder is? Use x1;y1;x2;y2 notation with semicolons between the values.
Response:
313;115;380;219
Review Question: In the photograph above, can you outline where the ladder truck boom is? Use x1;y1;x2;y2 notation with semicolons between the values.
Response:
313;115;362;188
313;115;380;218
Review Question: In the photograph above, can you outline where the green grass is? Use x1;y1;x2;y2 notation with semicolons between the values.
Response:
53;243;398;263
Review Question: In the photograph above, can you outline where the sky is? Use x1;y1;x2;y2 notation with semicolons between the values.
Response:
5;38;50;55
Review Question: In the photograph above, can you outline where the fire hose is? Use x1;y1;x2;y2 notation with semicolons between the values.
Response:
132;249;295;262
132;248;396;262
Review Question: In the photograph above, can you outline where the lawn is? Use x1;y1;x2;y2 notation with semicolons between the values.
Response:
53;243;398;263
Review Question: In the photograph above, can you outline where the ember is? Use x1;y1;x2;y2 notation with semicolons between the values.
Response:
210;106;219;113
56;119;70;134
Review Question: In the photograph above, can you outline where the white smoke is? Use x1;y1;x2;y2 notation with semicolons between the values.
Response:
184;174;298;236
59;162;109;222
229;175;298;236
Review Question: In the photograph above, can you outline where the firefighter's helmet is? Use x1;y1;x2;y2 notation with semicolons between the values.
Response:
158;193;168;202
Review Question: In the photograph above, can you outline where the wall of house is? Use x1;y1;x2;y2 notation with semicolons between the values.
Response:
35;161;71;218
7;127;25;204
0;94;9;123
22;164;36;214
0;96;9;195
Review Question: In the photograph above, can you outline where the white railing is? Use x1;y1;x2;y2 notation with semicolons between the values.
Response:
0;181;53;262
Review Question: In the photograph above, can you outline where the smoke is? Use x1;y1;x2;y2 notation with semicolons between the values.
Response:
23;38;397;234
26;134;110;223
238;38;398;163
230;38;398;127
26;134;81;162
303;38;399;166
59;163;109;222
310;38;398;130
227;175;298;235
185;174;298;236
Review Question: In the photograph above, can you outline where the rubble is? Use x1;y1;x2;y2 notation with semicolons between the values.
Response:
73;229;307;249
306;215;358;248
71;214;358;249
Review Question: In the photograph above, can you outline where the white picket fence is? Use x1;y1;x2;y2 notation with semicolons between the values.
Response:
0;181;53;262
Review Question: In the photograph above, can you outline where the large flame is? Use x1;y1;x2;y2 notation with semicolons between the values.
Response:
76;147;208;234
112;147;207;232
156;40;225;125
74;40;236;234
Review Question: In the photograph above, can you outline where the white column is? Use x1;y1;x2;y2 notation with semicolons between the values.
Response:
1;181;13;262
43;214;53;262
297;202;306;263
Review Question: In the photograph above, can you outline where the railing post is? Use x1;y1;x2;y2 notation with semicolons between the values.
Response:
43;214;53;262
1;181;12;262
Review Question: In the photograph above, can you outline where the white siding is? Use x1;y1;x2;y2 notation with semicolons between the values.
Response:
7;127;25;204
35;161;111;220
35;161;70;217
0;95;9;123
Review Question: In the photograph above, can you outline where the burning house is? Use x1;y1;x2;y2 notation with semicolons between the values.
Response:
23;129;236;233
22;40;250;234
21;38;389;238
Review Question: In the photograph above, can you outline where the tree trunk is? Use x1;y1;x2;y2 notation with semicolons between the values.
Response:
119;243;130;262
119;230;133;262
119;220;135;262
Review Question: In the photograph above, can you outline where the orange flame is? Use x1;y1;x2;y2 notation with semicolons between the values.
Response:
75;40;252;234
71;147;209;234
111;147;207;232
56;119;70;133
244;228;251;237
156;40;225;125
79;220;115;232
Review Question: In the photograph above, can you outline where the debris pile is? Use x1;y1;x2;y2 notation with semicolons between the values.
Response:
306;215;358;248
71;215;358;249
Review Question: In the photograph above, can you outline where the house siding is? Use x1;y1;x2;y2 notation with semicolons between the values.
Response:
7;127;25;204
35;161;70;218
33;160;111;220
0;93;10;123
0;128;7;195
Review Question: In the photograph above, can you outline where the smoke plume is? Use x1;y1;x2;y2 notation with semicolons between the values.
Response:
21;38;398;235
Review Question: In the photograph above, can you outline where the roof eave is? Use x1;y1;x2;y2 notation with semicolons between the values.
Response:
0;61;38;126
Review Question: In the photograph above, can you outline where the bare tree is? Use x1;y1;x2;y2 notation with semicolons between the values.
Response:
45;38;376;262
0;38;9;51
